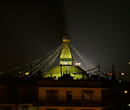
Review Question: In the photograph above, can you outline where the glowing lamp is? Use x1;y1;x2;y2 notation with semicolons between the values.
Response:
124;91;128;93
121;73;124;75
119;80;122;83
25;72;29;75
75;62;81;66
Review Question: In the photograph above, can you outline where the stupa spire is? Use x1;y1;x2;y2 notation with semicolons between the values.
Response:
63;29;70;43
59;30;73;65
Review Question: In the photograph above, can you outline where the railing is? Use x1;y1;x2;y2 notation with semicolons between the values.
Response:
39;80;102;87
0;97;19;104
39;96;101;100
33;96;120;107
0;95;38;104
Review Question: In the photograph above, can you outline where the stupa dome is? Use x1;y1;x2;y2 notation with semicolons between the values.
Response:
43;65;88;80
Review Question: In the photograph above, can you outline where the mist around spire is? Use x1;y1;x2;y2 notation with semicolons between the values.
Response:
63;29;70;43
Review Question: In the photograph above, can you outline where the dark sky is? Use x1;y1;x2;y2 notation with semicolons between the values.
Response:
0;0;130;80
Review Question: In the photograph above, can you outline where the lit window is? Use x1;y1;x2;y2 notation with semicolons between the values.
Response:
81;90;93;99
124;91;128;93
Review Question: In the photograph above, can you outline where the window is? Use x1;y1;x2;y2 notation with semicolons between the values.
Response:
46;90;58;99
81;90;93;99
81;109;93;110
102;89;106;99
66;91;72;99
21;106;29;110
102;109;109;110
46;109;58;110
2;107;12;110
6;107;12;110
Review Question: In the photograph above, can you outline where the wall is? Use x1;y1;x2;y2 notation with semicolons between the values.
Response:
39;106;105;110
18;103;38;110
39;87;104;100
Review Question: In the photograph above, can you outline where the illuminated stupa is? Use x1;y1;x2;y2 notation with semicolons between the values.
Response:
43;30;88;80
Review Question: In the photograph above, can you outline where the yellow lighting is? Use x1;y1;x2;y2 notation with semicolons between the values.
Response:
60;43;73;65
121;73;124;75
25;72;29;75
124;91;128;93
129;62;130;64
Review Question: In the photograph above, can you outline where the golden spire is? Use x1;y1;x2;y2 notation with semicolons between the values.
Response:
59;30;73;65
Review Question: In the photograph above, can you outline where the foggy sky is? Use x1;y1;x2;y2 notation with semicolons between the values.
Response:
0;0;130;80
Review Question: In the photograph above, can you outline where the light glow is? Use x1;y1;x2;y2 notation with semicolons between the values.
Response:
75;62;81;66
124;91;128;93
25;72;29;75
121;73;124;75
119;80;122;83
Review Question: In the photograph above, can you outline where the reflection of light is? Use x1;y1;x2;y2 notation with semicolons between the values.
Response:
121;73;124;75
108;73;113;76
124;91;128;93
109;78;112;80
75;62;81;66
65;62;68;65
25;72;29;75
119;80;122;83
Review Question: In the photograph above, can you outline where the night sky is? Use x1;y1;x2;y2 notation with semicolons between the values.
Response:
0;0;130;81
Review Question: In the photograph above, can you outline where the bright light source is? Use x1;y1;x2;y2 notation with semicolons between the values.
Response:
65;62;67;65
25;72;29;75
110;73;113;76
119;80;122;83
128;104;130;106
121;73;124;75
124;91;128;93
75;62;81;66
